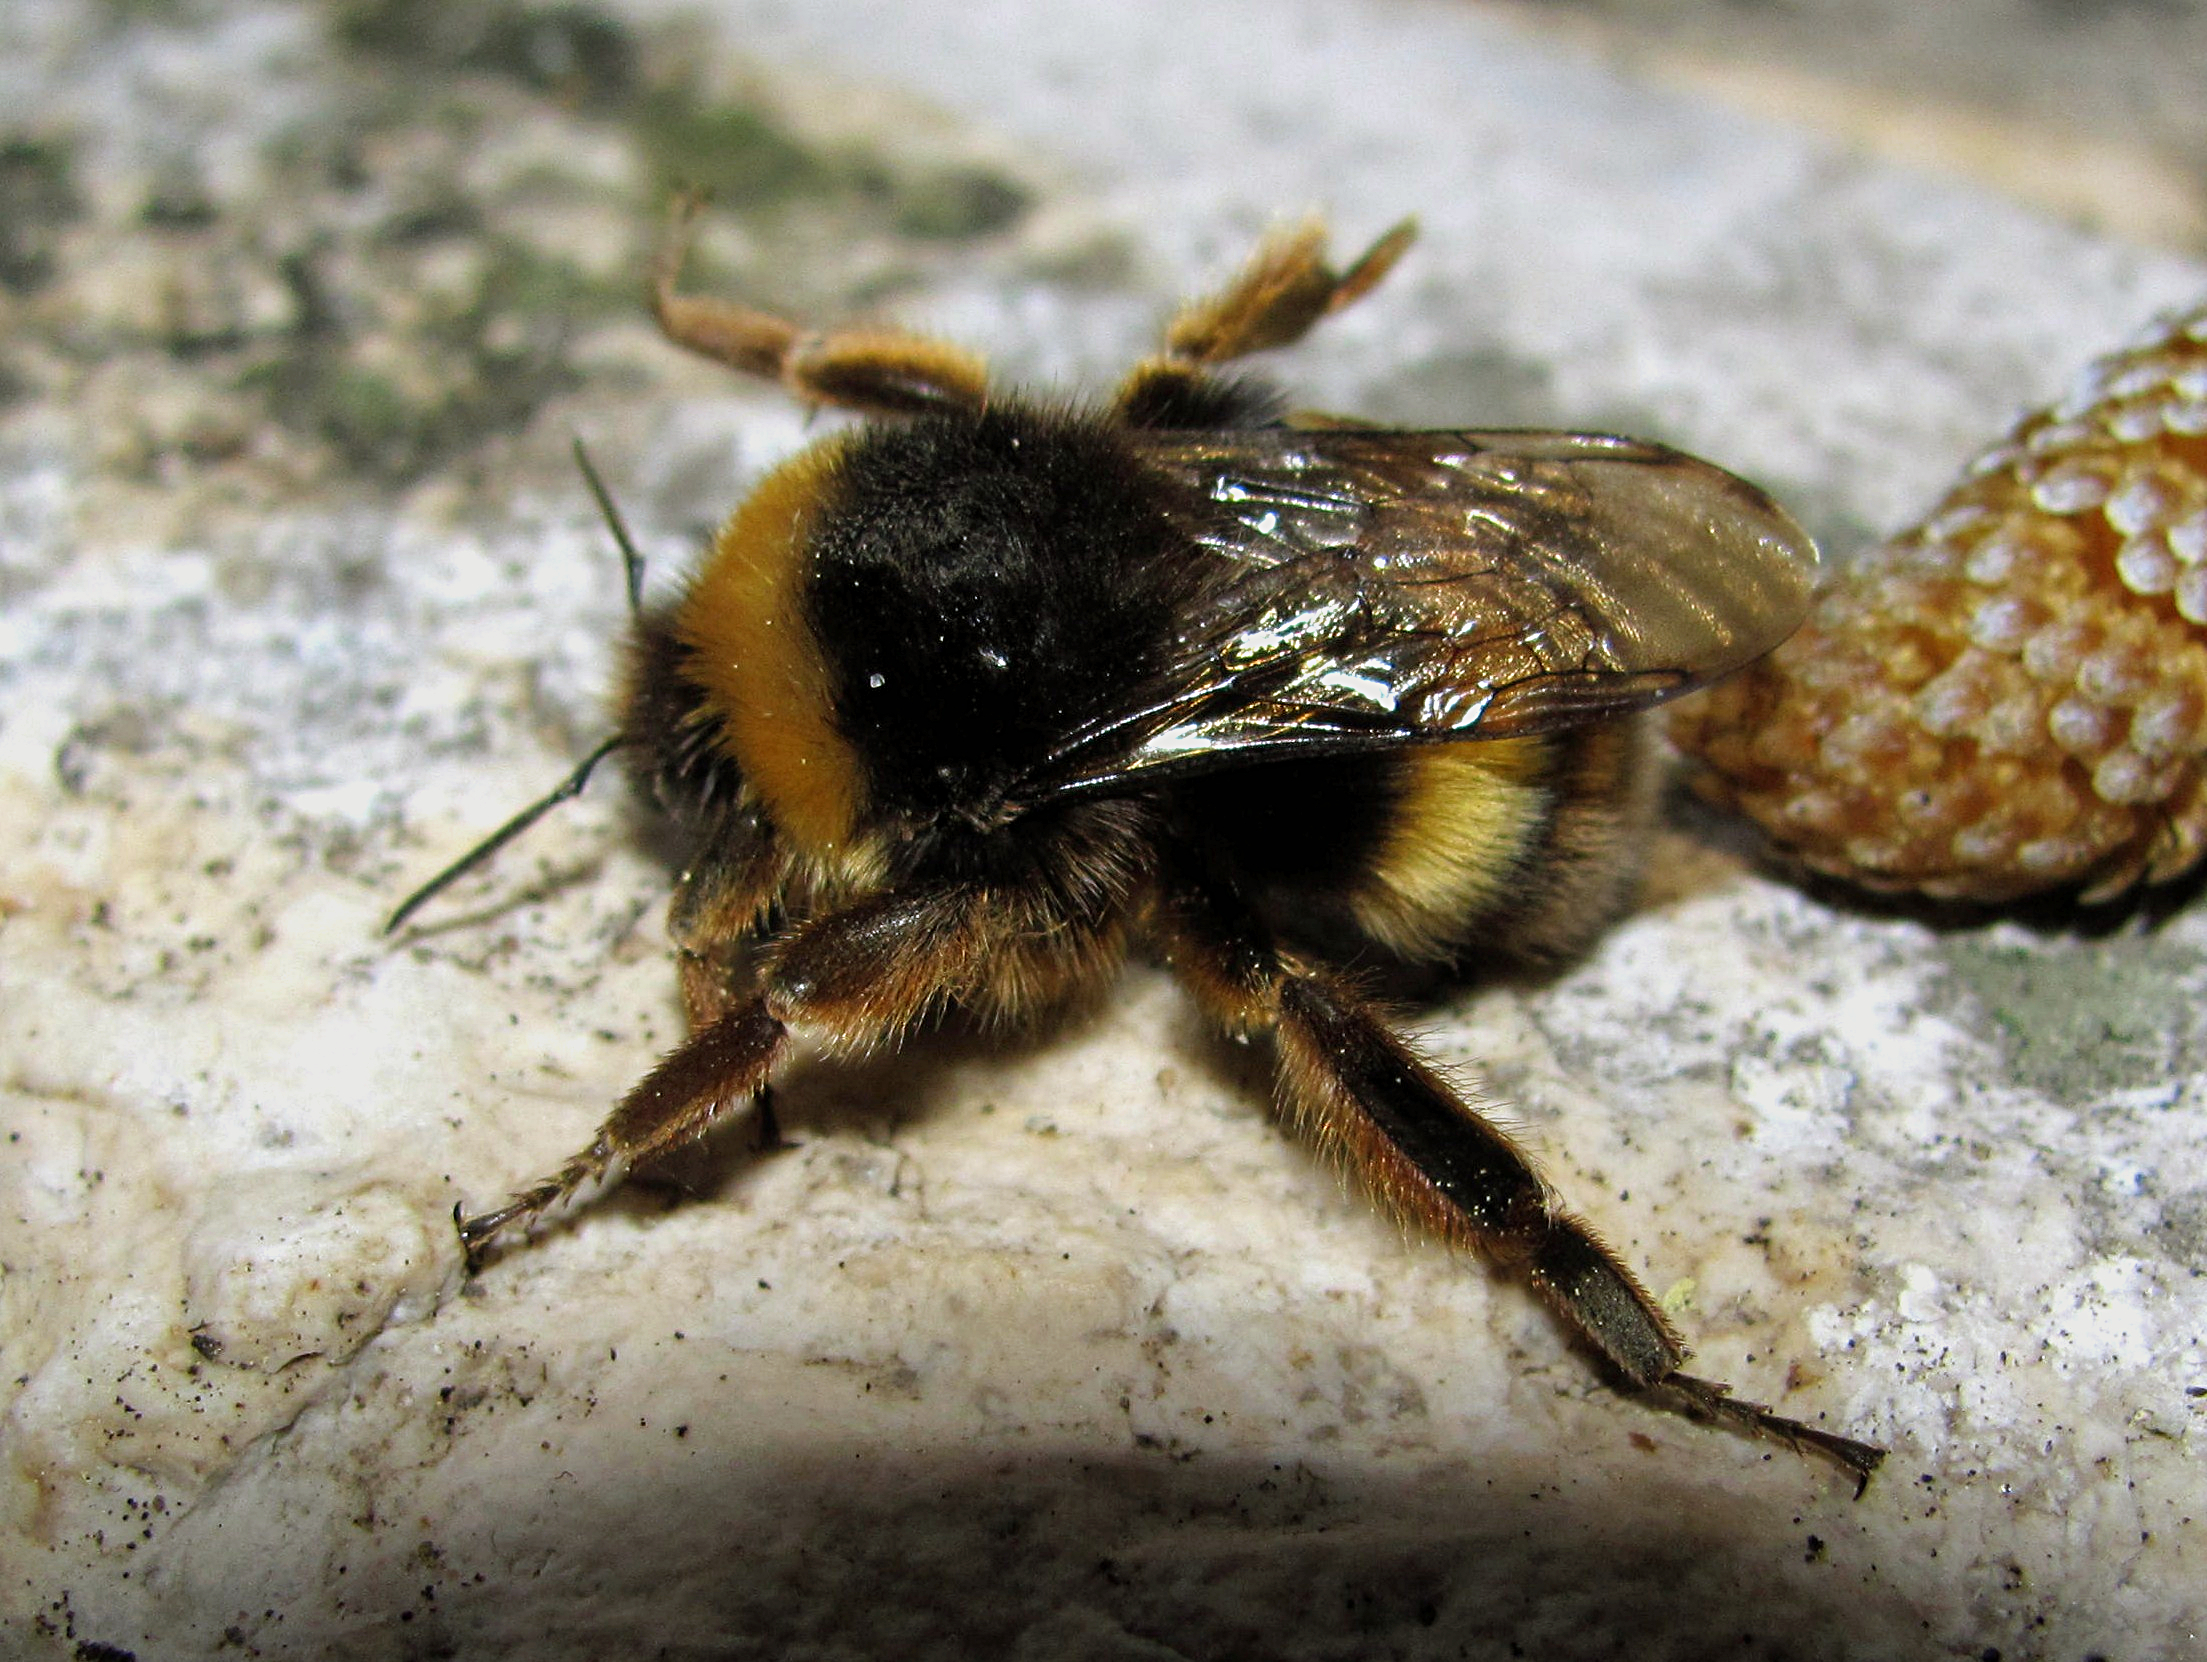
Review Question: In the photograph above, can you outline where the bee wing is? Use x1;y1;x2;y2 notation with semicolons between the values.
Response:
1027;428;1817;796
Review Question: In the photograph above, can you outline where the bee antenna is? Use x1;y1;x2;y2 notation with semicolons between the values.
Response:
572;437;646;616
384;733;628;935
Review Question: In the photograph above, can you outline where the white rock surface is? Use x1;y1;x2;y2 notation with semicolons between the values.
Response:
3;0;2205;1657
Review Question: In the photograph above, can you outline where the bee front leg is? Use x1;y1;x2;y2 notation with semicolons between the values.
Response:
457;997;789;1263
458;881;1020;1263
1158;869;1884;1491
666;808;783;1033
666;815;789;1156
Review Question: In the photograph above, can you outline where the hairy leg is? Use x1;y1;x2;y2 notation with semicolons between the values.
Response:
651;194;990;417
460;876;1126;1260
1165;217;1417;364
664;807;784;1031
1113;216;1416;423
1157;864;1883;1489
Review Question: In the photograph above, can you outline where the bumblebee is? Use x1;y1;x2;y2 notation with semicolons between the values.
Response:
395;207;1881;1485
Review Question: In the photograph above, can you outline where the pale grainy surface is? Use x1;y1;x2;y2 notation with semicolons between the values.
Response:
3;1;2206;1658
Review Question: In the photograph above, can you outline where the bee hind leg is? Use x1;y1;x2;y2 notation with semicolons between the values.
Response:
1156;867;1884;1492
651;194;990;417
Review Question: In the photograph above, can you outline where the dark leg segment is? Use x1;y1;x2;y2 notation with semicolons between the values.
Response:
1274;970;1685;1386
1160;868;1884;1489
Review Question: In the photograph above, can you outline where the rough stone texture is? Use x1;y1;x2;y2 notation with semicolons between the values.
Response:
3;0;2205;1658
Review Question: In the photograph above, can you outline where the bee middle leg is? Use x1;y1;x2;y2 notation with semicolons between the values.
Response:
1157;867;1884;1489
1111;217;1418;424
651;195;990;417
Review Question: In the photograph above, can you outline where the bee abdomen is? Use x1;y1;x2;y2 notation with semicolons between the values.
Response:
1353;724;1655;964
1179;724;1655;969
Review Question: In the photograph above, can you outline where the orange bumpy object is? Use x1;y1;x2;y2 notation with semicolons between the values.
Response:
1673;299;2207;902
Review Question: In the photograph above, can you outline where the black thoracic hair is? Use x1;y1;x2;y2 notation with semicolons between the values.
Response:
803;406;1199;821
1115;367;1284;431
624;606;745;823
